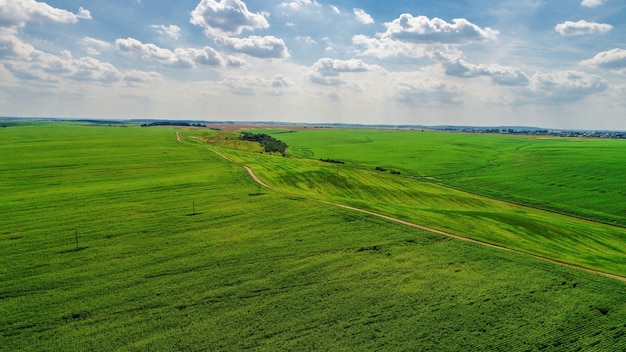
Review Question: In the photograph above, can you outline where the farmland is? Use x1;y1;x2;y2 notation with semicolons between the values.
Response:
191;128;626;278
2;122;626;351
258;128;626;227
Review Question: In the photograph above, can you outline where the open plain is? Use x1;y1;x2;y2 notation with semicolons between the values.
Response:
2;122;626;351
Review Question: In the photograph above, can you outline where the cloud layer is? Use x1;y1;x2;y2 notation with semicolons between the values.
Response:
0;0;624;129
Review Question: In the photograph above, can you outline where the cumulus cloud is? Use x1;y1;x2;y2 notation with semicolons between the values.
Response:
215;35;290;59
0;34;129;84
308;57;380;85
353;35;429;59
81;37;113;56
353;8;374;25
76;7;91;20
190;0;269;37
330;5;340;14
0;0;91;28
555;20;612;36
0;33;37;59
68;57;122;82
527;70;608;102
226;55;247;67
151;24;182;39
581;48;626;72
115;37;224;68
436;53;530;86
382;14;498;44
123;70;162;83
272;74;293;87
279;0;320;11
354;14;498;59
581;0;604;7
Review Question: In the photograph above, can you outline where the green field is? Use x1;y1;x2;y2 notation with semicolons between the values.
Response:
259;128;626;227
193;129;626;278
3;122;626;351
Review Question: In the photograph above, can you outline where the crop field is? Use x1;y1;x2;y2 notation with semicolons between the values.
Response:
257;128;626;227
2;122;626;351
195;129;626;279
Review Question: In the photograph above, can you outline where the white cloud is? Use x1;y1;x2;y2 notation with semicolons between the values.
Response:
353;14;499;60
215;36;290;59
226;55;247;67
295;36;317;45
382;14;499;44
115;37;224;68
124;70;162;83
526;70;608;102
353;8;374;25
0;34;136;84
82;37;112;49
0;0;91;28
308;58;380;85
272;74;293;87
435;52;530;86
330;5;340;14
279;0;320;11
190;0;269;37
353;34;429;59
189;47;224;65
0;33;37;58
581;0;604;7
76;7;91;20
555;20;612;36
151;24;182;40
69;57;122;82
581;48;626;72
81;37;113;56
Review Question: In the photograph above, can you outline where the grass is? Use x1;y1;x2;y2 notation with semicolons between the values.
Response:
206;141;626;278
258;128;626;227
2;122;626;351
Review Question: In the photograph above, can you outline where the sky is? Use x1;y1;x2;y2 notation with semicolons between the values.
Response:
1;0;625;129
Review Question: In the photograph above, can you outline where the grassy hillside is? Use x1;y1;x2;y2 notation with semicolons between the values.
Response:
206;143;626;279
261;128;626;227
2;123;626;351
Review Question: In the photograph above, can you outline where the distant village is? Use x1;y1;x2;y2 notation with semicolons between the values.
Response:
443;127;626;139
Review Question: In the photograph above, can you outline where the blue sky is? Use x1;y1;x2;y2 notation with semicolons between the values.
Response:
1;0;625;129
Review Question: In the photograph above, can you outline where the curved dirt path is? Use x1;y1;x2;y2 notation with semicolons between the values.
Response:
199;140;626;282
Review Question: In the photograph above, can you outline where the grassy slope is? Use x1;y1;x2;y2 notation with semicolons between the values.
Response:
215;144;626;278
265;129;626;227
2;123;626;351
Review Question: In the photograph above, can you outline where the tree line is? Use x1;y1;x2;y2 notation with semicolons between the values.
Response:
240;132;288;156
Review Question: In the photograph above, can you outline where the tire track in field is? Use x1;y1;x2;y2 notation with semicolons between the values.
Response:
200;142;626;283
